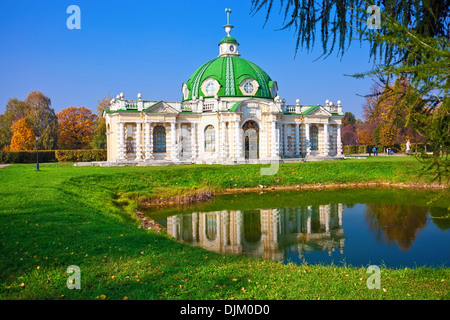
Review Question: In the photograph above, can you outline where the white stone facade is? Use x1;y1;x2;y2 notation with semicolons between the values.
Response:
104;97;344;164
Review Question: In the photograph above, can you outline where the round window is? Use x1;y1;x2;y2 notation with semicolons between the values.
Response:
205;82;216;96
243;81;254;95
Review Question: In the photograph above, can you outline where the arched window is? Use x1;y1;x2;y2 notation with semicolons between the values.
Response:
204;125;215;153
310;126;319;151
153;125;166;153
205;213;217;241
243;120;259;159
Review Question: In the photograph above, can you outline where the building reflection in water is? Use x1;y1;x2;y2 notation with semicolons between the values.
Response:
167;204;345;262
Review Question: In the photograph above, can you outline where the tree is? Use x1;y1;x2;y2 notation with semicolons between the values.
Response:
6;118;36;151
378;123;399;148
415;103;450;184
342;112;356;125
0;98;29;150
341;123;358;145
251;1;449;183
341;111;358;147
25;91;58;150
0;91;58;150
250;1;449;63
57;107;98;150
90;96;110;149
357;126;374;146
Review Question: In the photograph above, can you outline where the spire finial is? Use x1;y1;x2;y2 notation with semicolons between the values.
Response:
225;8;231;25
224;8;233;36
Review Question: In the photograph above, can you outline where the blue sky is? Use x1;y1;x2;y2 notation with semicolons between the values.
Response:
0;0;378;119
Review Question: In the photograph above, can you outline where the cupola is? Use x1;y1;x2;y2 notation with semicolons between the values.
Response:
218;8;240;57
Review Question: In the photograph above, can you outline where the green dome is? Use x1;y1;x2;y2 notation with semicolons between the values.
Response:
220;36;238;44
182;56;275;101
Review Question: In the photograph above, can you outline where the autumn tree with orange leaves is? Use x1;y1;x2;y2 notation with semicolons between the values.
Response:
6;117;36;151
57;107;98;150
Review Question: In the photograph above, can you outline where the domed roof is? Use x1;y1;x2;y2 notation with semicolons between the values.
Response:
182;12;277;102
182;56;276;101
219;36;238;44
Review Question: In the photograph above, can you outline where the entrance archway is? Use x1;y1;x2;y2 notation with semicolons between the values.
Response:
243;120;259;160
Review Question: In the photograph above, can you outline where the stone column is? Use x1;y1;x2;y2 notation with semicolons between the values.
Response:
192;213;198;242
222;210;229;247
191;123;197;161
235;119;242;160
283;123;288;157
305;123;311;157
118;122;125;160
336;124;342;155
275;122;280;157
271;120;277;159
224;122;228;159
323;123;329;156
170;121;177;161
135;122;142;161
145;122;152;160
215;123;220;157
220;121;226;159
199;123;205;157
272;209;279;244
306;206;312;234
295;123;300;157
177;122;181;158
236;210;242;245
338;203;343;227
279;123;284;157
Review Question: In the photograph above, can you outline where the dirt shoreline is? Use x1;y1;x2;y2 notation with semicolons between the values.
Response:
220;181;449;194
139;181;448;208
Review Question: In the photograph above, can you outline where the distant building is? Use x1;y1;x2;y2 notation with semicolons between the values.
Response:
104;10;344;164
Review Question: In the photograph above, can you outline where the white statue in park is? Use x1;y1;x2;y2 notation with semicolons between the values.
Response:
405;140;411;153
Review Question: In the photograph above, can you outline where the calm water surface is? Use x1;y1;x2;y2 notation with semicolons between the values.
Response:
151;189;450;268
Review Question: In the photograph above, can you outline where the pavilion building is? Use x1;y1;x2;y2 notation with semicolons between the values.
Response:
103;11;344;164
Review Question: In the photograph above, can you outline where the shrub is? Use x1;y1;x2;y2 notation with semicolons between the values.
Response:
0;150;57;164
55;149;106;162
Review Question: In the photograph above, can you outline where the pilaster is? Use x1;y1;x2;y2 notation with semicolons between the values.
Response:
170;121;178;161
191;123;197;161
135;122;142;161
145;122;152;160
118;122;125;160
336;124;342;155
305;123;311;157
323;123;329;156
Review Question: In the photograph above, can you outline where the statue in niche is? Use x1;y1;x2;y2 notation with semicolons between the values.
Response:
126;140;133;154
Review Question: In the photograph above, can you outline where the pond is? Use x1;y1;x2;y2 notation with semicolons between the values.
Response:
149;188;450;268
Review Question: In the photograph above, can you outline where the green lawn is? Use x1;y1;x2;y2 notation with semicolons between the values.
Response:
0;158;448;300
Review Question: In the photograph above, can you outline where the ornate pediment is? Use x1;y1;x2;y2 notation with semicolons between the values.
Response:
306;106;332;117
144;101;179;114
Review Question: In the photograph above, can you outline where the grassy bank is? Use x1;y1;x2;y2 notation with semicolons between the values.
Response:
0;158;448;300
